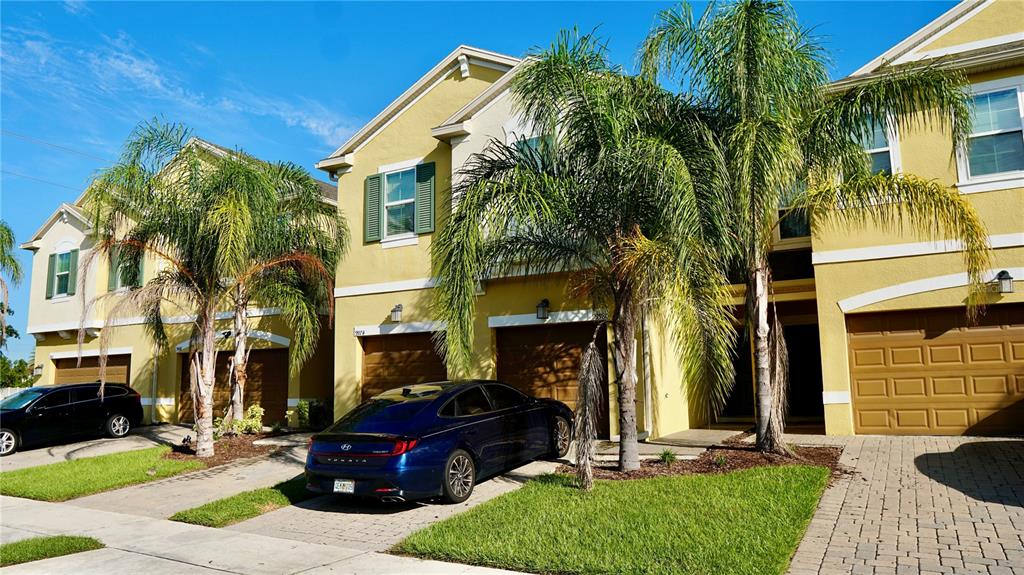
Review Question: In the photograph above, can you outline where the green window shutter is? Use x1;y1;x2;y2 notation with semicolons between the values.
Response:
414;162;435;234
364;174;382;243
66;249;79;296
45;254;56;299
135;258;144;288
107;251;119;292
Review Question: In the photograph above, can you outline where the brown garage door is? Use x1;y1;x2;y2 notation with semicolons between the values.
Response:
54;354;131;385
496;322;610;437
848;304;1024;436
179;348;289;424
361;333;447;400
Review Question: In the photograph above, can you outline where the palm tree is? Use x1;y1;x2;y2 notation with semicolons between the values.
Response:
642;0;991;453
0;220;23;349
432;31;737;475
222;161;347;424
82;120;339;457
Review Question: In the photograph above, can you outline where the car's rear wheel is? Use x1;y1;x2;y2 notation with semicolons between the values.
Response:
442;449;475;504
0;429;17;456
551;416;571;458
106;414;130;438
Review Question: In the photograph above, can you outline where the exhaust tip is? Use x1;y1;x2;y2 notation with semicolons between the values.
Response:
380;495;406;503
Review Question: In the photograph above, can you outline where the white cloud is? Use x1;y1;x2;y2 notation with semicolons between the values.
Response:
219;93;358;146
62;0;89;15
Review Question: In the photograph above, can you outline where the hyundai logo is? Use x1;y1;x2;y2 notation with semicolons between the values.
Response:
340;443;352;451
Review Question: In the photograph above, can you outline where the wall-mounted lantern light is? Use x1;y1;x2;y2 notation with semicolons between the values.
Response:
536;299;550;320
390;304;403;323
995;270;1014;294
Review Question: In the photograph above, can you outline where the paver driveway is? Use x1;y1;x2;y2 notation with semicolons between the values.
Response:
789;436;1024;575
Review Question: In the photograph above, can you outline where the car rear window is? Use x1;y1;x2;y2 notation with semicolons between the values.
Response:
327;399;429;432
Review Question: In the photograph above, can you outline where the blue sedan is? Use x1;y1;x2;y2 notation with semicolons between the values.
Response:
305;380;573;503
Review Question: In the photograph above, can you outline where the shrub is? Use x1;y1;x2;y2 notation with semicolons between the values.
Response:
658;449;677;465
308;398;333;430
296;400;310;428
238;405;264;434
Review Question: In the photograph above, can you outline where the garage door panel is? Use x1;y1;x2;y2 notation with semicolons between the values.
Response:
361;333;446;400
54;355;131;386
849;304;1024;436
179;349;288;424
496;322;609;438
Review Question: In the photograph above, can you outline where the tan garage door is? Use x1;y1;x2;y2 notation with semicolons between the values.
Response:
54;354;131;385
496;322;610;437
361;333;447;400
848;304;1024;435
179;348;289;424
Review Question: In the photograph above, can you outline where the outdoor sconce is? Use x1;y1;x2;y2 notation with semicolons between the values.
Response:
536;299;550;320
995;270;1014;294
390;304;403;323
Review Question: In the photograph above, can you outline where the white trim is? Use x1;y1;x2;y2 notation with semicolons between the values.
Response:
822;391;851;405
907;32;1024;64
27;307;283;335
813;233;1024;265
488;309;600;329
174;330;290;352
838;267;1024;312
49;347;132;360
334;277;436;298
378;157;424;174
20;203;92;250
851;0;989;77
141;397;175;407
956;174;1024;194
380;234;419;249
353;321;444;337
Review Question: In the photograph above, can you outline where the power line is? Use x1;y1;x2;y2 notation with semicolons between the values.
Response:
1;130;111;162
1;170;82;191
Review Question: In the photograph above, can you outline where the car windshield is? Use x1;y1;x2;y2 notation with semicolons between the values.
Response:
0;387;48;410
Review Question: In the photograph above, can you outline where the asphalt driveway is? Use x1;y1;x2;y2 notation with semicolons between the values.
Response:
0;424;190;472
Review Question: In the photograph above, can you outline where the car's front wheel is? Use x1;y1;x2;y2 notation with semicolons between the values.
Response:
106;414;131;438
0;429;17;456
551;416;571;459
442;449;475;504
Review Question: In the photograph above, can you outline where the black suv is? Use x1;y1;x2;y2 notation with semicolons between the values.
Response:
0;383;144;456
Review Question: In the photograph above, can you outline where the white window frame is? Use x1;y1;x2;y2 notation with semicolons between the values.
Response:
864;117;902;175
956;75;1024;194
378;157;422;248
52;249;73;299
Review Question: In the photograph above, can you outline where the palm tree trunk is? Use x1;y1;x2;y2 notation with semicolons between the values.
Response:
229;285;249;423
751;264;786;454
611;297;640;472
191;306;218;458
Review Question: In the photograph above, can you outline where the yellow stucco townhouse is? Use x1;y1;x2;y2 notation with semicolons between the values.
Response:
316;0;1022;440
21;139;337;426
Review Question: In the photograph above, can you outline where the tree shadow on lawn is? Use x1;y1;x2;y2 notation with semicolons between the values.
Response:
914;440;1024;508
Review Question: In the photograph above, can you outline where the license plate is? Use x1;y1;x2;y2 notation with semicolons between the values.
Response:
333;479;355;494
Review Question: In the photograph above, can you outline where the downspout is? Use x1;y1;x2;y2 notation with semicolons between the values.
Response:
150;342;160;425
640;311;653;441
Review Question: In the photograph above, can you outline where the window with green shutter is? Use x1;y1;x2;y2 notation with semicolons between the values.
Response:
108;249;143;292
48;249;78;298
365;161;436;243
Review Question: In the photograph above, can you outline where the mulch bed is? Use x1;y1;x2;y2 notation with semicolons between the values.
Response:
558;444;847;483
163;433;280;469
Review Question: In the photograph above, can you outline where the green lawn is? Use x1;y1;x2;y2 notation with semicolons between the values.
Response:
0;536;104;567
170;476;315;527
0;446;204;501
396;465;830;575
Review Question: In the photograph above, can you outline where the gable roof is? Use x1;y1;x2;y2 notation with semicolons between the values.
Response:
19;202;92;251
315;45;519;173
431;59;527;140
850;0;1024;78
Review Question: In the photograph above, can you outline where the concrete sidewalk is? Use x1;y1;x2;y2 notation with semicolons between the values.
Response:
0;424;191;472
69;445;308;518
0;495;522;574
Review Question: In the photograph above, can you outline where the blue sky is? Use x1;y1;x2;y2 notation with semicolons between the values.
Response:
1;0;955;361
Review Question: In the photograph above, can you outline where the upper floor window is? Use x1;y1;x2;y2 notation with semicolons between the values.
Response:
363;161;435;245
108;249;143;292
966;87;1024;178
45;248;78;299
864;120;896;175
384;168;416;237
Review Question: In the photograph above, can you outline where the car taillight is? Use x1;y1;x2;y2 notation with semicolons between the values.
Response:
390;439;418;455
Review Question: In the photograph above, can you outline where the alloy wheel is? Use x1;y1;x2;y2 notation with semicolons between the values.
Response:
111;415;130;437
555;417;570;456
448;454;473;499
0;431;15;455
